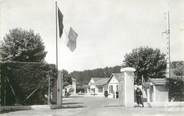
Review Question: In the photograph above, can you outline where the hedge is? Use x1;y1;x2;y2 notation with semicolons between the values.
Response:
0;62;57;106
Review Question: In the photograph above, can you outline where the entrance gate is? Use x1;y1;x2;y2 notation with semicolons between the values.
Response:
119;67;135;107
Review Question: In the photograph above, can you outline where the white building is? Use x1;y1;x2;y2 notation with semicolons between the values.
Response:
88;73;123;98
143;78;169;102
63;78;77;96
88;72;169;104
108;73;123;98
88;77;109;96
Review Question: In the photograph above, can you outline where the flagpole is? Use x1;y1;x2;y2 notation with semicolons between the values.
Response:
55;1;62;105
167;11;171;79
55;1;58;72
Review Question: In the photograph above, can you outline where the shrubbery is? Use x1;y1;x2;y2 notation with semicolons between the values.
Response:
0;62;56;105
167;77;184;101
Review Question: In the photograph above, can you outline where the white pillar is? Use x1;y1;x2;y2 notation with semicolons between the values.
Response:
72;78;76;95
119;78;124;105
147;88;150;102
153;85;156;102
120;67;135;107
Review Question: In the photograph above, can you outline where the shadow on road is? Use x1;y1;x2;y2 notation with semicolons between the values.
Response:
62;102;83;105
104;105;123;108
60;101;86;109
62;105;86;109
64;95;84;99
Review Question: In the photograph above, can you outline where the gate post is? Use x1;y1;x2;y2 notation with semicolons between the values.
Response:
120;67;135;107
57;71;63;105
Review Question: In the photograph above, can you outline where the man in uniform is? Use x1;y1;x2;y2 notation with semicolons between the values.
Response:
135;87;144;107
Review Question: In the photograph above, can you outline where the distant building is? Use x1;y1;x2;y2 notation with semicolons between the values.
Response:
63;77;77;96
88;73;123;98
88;73;169;103
108;73;123;98
63;85;73;96
143;78;169;102
88;77;109;96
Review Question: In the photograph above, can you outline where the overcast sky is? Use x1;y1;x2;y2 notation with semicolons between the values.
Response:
0;0;184;72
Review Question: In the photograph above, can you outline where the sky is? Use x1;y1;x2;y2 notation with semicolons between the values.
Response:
0;0;184;72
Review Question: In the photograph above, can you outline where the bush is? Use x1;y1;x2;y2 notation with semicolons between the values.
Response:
167;77;184;101
0;62;56;105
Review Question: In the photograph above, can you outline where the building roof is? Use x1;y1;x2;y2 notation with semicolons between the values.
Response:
91;77;110;86
149;78;167;85
111;73;124;82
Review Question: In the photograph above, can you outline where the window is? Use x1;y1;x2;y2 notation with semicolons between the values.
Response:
98;87;103;93
116;85;119;91
109;85;113;93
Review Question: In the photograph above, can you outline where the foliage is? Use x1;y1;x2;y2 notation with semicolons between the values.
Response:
124;47;166;84
167;61;184;101
0;28;47;62
0;62;56;105
171;61;184;76
62;70;72;87
167;77;184;101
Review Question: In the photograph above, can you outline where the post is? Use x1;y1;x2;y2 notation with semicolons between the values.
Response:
164;11;171;79
48;74;51;105
72;78;76;95
120;67;135;107
55;1;62;105
167;11;171;79
0;63;1;107
55;1;58;71
57;71;63;105
119;76;124;105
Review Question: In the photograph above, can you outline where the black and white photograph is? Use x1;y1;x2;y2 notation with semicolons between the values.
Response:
0;0;184;116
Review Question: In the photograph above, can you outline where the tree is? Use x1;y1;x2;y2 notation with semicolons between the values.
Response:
124;47;166;84
171;61;184;76
62;70;72;87
0;28;47;62
167;61;184;101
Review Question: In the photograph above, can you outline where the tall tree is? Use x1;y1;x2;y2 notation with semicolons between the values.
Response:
124;47;166;84
0;28;47;62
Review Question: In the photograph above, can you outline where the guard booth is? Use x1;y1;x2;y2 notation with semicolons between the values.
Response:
143;78;168;102
119;67;135;107
116;67;169;107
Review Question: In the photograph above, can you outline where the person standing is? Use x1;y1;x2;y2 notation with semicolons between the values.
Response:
135;87;144;107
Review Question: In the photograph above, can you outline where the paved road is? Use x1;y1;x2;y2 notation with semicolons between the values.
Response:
1;95;184;116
